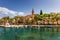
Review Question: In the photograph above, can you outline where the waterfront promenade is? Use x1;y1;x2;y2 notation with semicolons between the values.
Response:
0;25;60;27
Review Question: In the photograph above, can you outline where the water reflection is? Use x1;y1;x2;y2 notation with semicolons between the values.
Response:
0;26;60;40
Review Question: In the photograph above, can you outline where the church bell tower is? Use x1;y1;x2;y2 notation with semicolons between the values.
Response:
32;9;35;19
32;9;34;15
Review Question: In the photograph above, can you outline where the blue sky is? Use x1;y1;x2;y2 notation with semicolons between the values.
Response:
0;0;60;18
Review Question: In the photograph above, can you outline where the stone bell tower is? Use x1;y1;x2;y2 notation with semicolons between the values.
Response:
32;9;35;19
32;9;34;15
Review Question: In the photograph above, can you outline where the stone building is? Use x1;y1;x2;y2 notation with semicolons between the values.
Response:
23;9;35;24
25;9;35;20
24;9;35;21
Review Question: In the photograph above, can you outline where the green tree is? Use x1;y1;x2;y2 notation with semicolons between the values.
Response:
14;16;24;25
40;10;43;15
0;16;10;25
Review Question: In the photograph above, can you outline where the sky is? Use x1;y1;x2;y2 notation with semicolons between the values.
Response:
0;0;60;18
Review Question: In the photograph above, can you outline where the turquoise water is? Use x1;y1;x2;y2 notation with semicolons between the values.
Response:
0;26;60;40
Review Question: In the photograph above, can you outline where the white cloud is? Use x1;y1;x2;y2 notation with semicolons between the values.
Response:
0;7;25;18
18;12;25;16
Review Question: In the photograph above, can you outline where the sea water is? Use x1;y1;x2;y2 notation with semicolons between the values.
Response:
0;26;60;40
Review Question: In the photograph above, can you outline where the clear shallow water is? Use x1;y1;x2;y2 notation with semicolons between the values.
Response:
0;26;60;40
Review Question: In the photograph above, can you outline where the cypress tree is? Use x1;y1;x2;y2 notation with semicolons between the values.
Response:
40;10;43;15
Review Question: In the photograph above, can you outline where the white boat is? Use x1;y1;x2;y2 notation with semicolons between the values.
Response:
5;20;10;27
